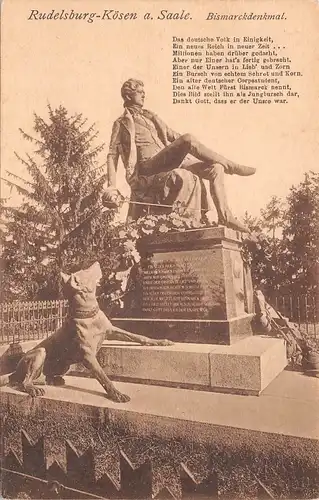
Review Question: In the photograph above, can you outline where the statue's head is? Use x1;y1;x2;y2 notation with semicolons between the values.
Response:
121;79;145;107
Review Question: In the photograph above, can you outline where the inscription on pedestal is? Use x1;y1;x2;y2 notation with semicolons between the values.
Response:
140;250;226;320
116;228;253;344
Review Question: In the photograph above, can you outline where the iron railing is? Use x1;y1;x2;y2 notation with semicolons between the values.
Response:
267;294;318;338
0;300;69;344
0;293;317;344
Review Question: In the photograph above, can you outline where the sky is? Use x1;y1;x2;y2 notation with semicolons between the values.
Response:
1;0;318;220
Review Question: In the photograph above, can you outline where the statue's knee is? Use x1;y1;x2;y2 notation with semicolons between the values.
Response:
205;163;224;182
211;163;224;176
181;133;197;147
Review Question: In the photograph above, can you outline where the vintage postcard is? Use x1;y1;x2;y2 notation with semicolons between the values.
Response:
1;0;318;499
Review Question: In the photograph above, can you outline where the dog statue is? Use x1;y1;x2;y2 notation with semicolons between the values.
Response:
0;262;173;403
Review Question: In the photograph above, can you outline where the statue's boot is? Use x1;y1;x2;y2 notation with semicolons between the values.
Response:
226;163;256;176
221;213;250;233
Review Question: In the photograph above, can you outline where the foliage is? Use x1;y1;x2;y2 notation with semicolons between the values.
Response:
242;210;284;296
260;195;285;241
243;172;319;297
95;210;208;314
282;171;319;294
1;105;107;301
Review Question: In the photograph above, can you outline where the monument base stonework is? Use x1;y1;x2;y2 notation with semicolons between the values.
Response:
113;226;254;344
95;336;287;396
112;315;254;345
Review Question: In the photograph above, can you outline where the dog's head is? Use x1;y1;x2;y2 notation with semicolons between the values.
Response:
61;262;102;308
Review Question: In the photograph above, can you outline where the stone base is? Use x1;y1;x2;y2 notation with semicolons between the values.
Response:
112;314;254;345
0;336;287;397
95;335;287;396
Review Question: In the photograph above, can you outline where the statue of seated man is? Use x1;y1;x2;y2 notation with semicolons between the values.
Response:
106;78;256;232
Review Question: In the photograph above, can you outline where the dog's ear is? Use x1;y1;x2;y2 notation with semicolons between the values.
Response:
88;261;102;282
60;271;71;284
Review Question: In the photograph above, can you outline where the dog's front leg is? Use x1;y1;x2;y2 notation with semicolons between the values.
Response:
111;327;174;346
82;351;130;403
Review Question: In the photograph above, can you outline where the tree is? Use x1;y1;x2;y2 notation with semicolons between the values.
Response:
243;172;319;299
282;171;319;294
258;195;286;293
1;105;110;301
242;207;286;296
260;195;285;242
242;211;261;233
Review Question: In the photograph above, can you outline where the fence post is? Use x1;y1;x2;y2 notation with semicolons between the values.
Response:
58;300;63;330
289;296;293;322
297;296;301;328
313;295;317;338
0;304;3;343
305;295;309;336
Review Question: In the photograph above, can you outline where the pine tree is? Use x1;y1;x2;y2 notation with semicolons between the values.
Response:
1;105;111;301
260;195;285;242
259;195;286;294
283;171;319;294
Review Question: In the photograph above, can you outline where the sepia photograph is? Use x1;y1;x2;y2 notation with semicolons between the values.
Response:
0;0;318;498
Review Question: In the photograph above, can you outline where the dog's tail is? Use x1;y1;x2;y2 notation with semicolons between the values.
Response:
0;374;11;387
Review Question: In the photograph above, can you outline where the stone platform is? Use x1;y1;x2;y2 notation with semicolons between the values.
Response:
1;370;319;499
0;336;287;397
94;335;287;396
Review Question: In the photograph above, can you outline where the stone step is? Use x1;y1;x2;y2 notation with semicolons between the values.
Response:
95;335;287;396
0;336;287;396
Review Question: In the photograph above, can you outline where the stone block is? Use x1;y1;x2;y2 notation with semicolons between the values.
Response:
209;336;287;394
95;336;287;395
97;341;212;388
260;337;290;389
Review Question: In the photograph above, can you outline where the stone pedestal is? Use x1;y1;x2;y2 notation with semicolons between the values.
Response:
112;227;254;344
